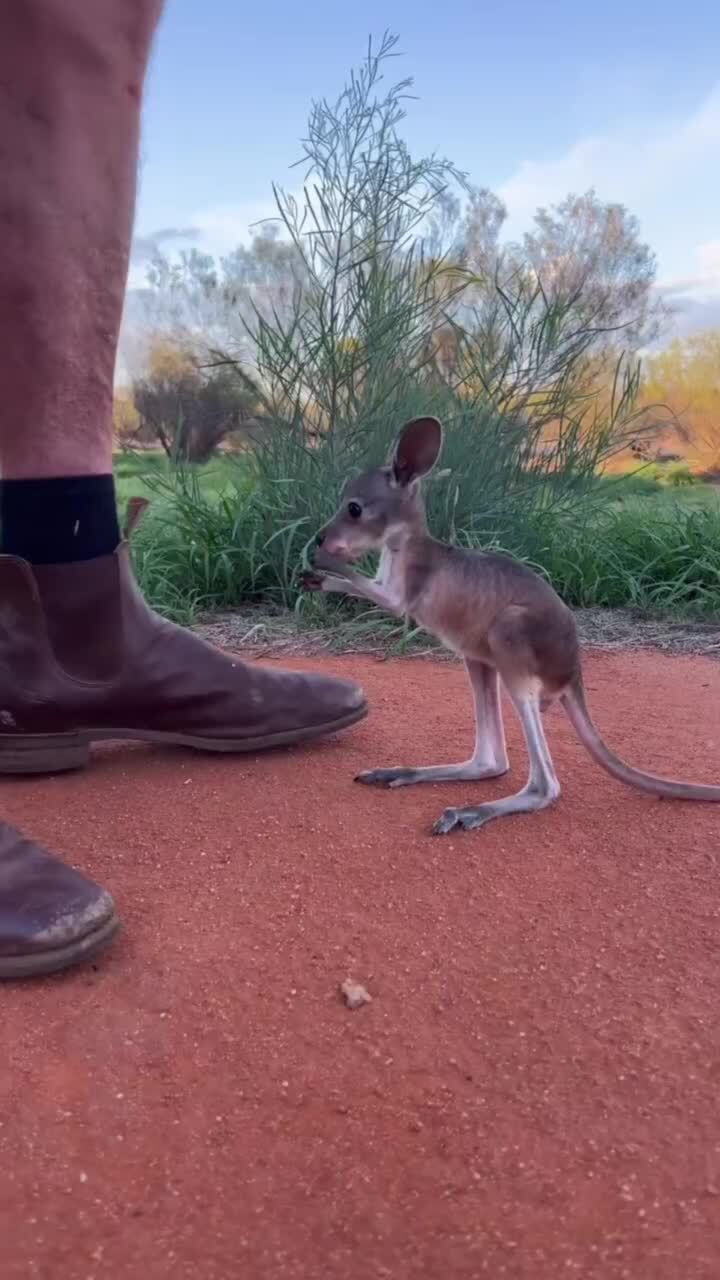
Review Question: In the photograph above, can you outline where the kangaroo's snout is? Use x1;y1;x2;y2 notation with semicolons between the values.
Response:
322;535;351;559
314;523;353;563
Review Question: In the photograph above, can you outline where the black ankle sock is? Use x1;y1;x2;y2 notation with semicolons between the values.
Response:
0;475;120;564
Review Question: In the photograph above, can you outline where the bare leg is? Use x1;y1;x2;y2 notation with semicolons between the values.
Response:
356;659;510;787
0;0;163;979
0;0;163;477
432;688;560;834
0;0;368;982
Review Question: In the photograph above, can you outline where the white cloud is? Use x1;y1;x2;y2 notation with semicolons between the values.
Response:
190;198;287;254
128;95;720;346
498;83;720;238
655;241;720;343
126;193;304;291
497;84;720;339
658;240;720;297
126;196;291;289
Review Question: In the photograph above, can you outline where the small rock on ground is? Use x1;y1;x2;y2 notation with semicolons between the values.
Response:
340;979;372;1010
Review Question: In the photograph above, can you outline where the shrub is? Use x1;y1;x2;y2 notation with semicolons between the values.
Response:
130;339;260;462
129;37;707;623
541;502;720;615
666;463;696;487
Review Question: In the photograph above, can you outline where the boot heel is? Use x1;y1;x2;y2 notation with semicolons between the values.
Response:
0;733;90;774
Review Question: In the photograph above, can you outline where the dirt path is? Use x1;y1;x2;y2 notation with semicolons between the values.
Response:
3;649;720;1279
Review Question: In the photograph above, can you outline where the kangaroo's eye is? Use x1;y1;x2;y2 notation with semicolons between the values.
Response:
347;501;362;520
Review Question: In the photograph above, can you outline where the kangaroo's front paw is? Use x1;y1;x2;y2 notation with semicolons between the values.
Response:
301;569;325;592
301;569;351;594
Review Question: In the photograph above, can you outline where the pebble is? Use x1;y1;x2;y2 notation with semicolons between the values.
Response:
340;979;372;1010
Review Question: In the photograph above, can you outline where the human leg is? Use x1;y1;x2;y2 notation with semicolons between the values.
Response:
0;0;366;978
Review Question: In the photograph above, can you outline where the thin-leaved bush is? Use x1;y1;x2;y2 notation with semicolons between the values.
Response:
131;34;715;624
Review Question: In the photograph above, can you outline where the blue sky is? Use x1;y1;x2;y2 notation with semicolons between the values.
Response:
132;0;720;332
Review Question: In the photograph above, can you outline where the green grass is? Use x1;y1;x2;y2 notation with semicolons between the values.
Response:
113;36;720;635
613;482;720;512
114;450;244;508
539;498;720;616
117;450;720;627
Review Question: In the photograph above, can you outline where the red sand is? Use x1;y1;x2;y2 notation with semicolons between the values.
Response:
3;649;720;1279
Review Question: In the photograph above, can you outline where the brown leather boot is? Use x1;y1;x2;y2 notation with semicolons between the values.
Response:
0;823;118;979
0;539;367;773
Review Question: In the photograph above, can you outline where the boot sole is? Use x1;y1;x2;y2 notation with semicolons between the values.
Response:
0;702;368;774
0;912;120;981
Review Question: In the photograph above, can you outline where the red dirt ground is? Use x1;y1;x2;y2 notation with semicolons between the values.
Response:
3;649;720;1280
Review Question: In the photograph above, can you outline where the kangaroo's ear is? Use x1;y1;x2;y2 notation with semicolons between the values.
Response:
391;416;443;487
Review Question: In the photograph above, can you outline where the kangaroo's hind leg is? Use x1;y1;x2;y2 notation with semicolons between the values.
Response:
356;659;510;788
433;608;562;834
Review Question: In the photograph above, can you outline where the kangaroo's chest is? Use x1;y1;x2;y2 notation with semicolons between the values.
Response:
407;563;500;662
376;545;409;606
376;543;497;661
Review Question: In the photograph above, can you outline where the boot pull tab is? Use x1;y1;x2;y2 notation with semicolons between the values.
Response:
124;496;150;540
